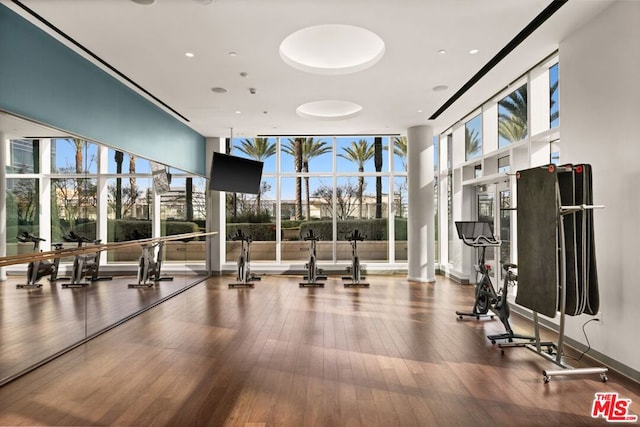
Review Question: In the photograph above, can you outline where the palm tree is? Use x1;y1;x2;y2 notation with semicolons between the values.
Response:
339;139;374;218
62;137;85;174
374;137;383;218
282;138;305;220
186;177;193;221
550;79;559;125
114;151;123;219
498;85;528;144
465;126;481;160
236;138;276;215
300;138;331;219
128;154;136;218
391;136;408;171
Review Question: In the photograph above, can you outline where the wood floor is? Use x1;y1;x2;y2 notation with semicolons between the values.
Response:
0;274;637;426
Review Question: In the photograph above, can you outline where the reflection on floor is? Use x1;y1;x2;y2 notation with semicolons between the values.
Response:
0;274;638;426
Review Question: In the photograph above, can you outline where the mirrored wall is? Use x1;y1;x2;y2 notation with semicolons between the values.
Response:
0;111;209;385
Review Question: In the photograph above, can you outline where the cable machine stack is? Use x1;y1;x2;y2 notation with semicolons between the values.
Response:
515;163;607;383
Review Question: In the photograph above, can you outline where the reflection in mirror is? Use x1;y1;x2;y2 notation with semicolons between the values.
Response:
0;111;208;386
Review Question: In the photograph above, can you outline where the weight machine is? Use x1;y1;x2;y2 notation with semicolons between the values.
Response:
128;241;173;288
228;229;260;288
299;229;327;287
342;229;369;287
16;232;64;289
61;231;112;288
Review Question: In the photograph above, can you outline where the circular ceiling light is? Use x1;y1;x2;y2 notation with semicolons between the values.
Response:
280;25;385;75
211;87;228;94
433;85;448;92
296;100;362;120
130;0;155;4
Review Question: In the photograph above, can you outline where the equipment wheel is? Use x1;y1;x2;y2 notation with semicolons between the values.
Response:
237;254;246;282
474;282;491;314
308;257;316;283
600;373;608;383
353;257;360;282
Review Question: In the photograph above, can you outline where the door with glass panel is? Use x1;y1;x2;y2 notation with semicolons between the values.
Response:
476;187;496;278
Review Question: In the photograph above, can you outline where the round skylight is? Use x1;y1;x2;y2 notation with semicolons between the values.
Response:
280;25;385;75
296;100;362;120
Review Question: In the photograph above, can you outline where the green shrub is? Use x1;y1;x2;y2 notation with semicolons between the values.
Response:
161;220;200;238
226;212;272;223
395;218;408;241
62;219;200;242
299;218;388;241
226;222;276;241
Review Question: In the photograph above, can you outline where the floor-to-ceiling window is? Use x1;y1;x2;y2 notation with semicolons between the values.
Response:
437;54;560;279
225;134;406;266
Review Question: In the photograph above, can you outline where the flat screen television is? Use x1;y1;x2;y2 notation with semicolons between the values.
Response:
209;152;264;194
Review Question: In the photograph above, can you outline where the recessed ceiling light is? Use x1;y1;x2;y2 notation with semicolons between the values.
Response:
296;100;362;120
229;51;237;57
211;87;228;94
437;49;446;55
130;0;155;4
280;24;385;75
235;111;241;114
469;49;479;54
417;109;423;113
185;52;194;58
433;85;448;92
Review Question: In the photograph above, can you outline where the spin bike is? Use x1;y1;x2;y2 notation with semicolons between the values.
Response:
342;229;369;287
16;232;64;289
228;229;260;288
299;229;327;287
128;240;173;288
61;231;112;288
454;221;535;346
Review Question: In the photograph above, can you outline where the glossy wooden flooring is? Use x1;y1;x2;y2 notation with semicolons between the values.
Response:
0;275;637;426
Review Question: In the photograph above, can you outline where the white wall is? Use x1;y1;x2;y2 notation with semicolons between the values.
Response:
560;1;640;373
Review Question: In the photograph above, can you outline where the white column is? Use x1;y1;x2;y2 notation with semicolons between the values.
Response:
205;137;224;274
97;145;109;265
407;125;435;282
0;133;6;280
39;139;51;251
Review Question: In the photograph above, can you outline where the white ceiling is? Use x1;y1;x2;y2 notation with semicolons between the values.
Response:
2;0;613;140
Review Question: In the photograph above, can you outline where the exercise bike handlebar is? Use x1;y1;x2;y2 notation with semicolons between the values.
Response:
63;231;101;245
229;229;252;243
461;234;501;247
346;230;366;241
17;232;45;244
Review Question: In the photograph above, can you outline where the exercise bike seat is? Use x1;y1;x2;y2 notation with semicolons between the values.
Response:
304;230;319;241
502;263;517;271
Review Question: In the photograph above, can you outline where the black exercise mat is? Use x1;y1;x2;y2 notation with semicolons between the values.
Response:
558;165;580;316
573;164;588;314
516;166;559;318
578;164;600;314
